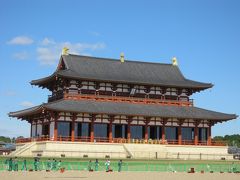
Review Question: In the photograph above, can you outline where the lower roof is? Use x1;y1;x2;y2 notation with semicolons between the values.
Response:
9;99;237;122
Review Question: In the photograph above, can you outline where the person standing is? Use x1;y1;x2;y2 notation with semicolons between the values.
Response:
88;160;93;171
14;157;18;171
94;159;99;171
5;158;9;171
52;159;57;171
34;158;38;171
105;159;110;172
118;160;122;172
46;159;51;171
22;159;27;171
8;158;13;171
57;160;62;170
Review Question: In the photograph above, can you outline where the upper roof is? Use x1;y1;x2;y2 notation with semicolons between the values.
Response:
31;54;213;90
9;99;237;122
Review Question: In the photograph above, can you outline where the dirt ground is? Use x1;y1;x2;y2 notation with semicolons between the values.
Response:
0;171;240;180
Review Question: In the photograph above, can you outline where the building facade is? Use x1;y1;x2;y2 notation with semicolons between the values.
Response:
9;53;237;146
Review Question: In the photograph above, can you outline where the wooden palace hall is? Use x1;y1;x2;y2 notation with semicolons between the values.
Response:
9;51;237;146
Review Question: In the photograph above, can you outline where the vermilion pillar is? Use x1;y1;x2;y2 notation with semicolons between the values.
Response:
127;123;131;142
194;121;200;145
178;126;182;145
109;121;113;143
207;125;212;146
54;118;58;141
177;119;184;145
127;117;132;143
161;119;167;143
52;113;59;141
144;118;150;141
71;113;77;142
90;114;96;142
144;124;148;140
108;115;115;143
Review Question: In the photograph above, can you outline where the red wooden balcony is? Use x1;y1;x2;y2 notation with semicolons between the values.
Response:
16;136;227;146
63;94;194;107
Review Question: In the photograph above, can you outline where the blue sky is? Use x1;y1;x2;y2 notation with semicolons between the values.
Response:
0;0;239;137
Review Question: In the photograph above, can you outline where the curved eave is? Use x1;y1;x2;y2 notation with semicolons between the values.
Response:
20;100;238;121
45;100;237;122
8;105;43;119
31;76;55;88
9;99;237;123
54;70;214;90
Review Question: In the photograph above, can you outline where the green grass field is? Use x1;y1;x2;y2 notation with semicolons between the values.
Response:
0;156;240;172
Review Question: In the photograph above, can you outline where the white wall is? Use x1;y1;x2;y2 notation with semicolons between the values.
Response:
37;124;42;136
50;122;54;139
31;124;36;137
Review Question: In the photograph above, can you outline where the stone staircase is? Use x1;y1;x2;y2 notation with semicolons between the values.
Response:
10;142;36;156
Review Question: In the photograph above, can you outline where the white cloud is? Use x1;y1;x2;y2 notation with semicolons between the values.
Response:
40;38;56;46
20;101;34;107
13;51;29;60
7;36;34;45
37;38;106;65
37;47;60;65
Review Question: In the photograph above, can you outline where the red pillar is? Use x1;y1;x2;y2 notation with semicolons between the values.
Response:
71;114;77;142
108;115;115;143
161;119;167;143
207;125;212;146
144;118;150;141
194;125;199;145
90;121;94;142
90;115;95;142
109;121;113;143
127;123;131;142
144;124;148;141
177;119;184;145
127;117;132;143
178;126;182;145
53;112;59;141
161;125;165;142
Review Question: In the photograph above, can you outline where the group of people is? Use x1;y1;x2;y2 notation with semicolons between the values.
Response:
46;158;62;171
88;159;123;172
4;157;123;172
4;157;62;171
5;157;27;171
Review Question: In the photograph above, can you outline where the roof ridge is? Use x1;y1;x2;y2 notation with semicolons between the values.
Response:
66;54;173;66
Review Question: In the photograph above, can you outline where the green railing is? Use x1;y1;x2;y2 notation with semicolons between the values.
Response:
0;160;239;173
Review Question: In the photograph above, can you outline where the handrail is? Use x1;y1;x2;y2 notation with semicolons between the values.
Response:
63;94;193;106
15;136;227;146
